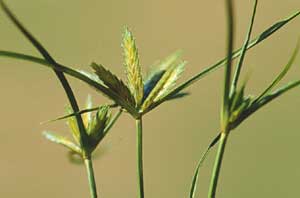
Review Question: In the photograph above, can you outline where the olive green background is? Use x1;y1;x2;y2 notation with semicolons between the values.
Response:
1;0;300;197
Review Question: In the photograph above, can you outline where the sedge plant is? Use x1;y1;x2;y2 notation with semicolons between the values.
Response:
190;0;300;197
1;0;300;197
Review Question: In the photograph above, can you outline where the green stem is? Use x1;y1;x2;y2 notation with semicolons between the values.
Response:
84;158;98;198
136;118;145;198
208;132;229;198
222;0;234;127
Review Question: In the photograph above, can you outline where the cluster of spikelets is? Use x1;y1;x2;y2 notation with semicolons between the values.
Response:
44;96;112;157
90;27;186;116
42;27;187;157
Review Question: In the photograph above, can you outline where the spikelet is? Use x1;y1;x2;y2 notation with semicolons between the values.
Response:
82;95;93;128
122;27;144;107
141;51;185;111
154;61;186;100
43;131;82;154
65;106;81;145
87;105;111;150
91;62;135;105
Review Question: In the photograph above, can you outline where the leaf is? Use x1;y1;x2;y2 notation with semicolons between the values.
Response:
0;51;138;117
164;92;189;101
255;40;300;102
41;104;118;124
189;134;221;198
145;11;300;114
0;0;89;148
122;27;144;106
141;52;184;111
43;131;82;154
91;62;135;105
231;0;258;92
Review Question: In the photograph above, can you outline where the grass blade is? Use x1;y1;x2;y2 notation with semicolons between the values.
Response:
231;0;258;93
41;104;118;124
190;134;220;198
145;11;300;114
255;40;300;102
164;92;189;101
0;50;138;117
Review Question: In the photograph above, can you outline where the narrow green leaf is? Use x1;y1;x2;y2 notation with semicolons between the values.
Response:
144;11;300;114
255;40;300;102
43;131;82;154
231;0;258;93
0;51;138;117
0;0;89;149
91;62;135;106
164;92;189;101
122;27;144;106
41;104;118;124
190;134;221;198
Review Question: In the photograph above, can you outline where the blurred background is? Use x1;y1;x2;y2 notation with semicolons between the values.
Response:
0;0;300;197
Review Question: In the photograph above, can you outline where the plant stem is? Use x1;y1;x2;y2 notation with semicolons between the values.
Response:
222;0;234;128
136;118;145;198
84;158;98;198
208;132;229;198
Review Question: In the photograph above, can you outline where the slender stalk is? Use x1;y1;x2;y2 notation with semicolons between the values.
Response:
208;132;229;198
84;158;98;198
136;118;145;198
221;0;235;129
231;0;258;94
